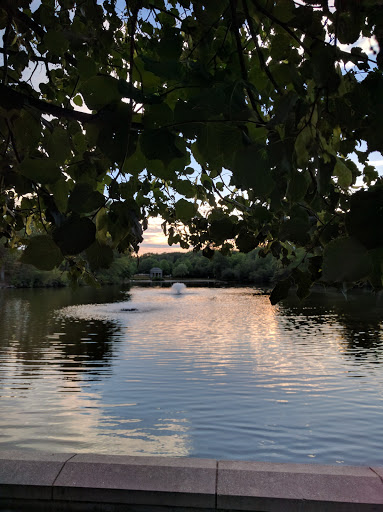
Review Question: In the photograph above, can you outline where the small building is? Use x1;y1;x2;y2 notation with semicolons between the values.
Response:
150;267;163;279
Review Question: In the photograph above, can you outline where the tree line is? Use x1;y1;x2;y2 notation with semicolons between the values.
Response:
0;245;284;288
0;246;132;288
134;249;283;283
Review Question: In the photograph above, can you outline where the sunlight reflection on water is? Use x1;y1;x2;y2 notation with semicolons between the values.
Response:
0;286;382;464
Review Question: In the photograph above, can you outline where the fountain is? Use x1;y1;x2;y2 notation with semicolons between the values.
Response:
171;283;186;295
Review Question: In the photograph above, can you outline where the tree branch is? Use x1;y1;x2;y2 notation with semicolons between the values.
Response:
0;84;143;129
229;0;264;123
148;3;183;23
0;47;54;63
119;2;139;176
242;0;282;96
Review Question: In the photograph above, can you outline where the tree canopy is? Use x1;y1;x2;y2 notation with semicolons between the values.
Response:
1;0;383;302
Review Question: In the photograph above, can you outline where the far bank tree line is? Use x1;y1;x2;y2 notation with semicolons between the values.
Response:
0;245;131;288
0;245;283;288
135;250;279;283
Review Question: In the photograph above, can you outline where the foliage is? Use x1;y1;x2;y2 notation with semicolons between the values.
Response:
1;0;383;302
172;261;189;277
134;249;278;283
0;246;132;287
0;247;68;287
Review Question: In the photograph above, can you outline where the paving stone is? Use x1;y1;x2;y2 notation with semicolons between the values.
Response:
0;451;75;500
217;461;383;512
53;454;217;508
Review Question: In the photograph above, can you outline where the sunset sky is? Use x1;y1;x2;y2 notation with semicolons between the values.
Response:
139;217;184;255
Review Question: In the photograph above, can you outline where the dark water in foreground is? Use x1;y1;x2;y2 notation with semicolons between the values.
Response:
0;285;382;465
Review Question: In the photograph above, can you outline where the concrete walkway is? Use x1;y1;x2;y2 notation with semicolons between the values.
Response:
0;451;382;511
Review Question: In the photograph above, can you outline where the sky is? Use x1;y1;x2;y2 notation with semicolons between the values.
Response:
139;217;185;254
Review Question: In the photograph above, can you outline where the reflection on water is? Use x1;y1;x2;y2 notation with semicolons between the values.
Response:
279;292;383;364
0;286;382;464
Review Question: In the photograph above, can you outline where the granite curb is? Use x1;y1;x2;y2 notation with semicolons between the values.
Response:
0;451;382;511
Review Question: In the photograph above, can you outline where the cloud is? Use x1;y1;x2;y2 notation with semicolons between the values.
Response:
139;217;185;254
367;160;383;167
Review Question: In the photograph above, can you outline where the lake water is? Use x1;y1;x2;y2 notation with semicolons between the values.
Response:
0;285;382;465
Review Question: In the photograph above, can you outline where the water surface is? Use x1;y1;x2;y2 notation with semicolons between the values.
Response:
0;285;382;465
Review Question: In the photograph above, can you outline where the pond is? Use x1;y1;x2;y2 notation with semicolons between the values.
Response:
0;285;382;466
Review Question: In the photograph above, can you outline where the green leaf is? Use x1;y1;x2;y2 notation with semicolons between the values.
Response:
48;178;70;213
269;91;299;127
273;0;295;22
270;33;292;61
231;145;274;197
144;103;173;129
175;198;198;222
73;94;83;107
86;241;114;270
334;158;352;188
53;216;96;255
77;54;98;80
140;129;184;166
46;127;71;164
280;216;311;245
286;171;310;202
174;179;196;198
322;237;372;283
68;183;105;213
346;186;383;249
294;126;312;168
20;235;63;270
197;124;243;169
80;76;122;110
44;30;69;54
209;216;235;245
292;268;312;300
236;232;259;253
270;277;292;305
337;12;362;45
12;111;41;153
310;45;340;91
19;158;61;184
363;165;379;186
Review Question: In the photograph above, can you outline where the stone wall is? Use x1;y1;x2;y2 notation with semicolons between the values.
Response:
0;451;382;511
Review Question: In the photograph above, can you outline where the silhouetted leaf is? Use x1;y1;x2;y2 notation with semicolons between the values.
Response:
270;277;292;305
231;145;274;197
322;237;372;283
140;129;184;166
68;183;105;213
53;217;96;255
80;76;122;110
346;186;383;249
86;241;114;270
175;199;198;222
21;235;63;270
19;158;61;184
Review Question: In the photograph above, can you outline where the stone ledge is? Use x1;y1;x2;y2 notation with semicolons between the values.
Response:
52;454;217;508
0;452;382;512
217;460;383;512
0;451;75;500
